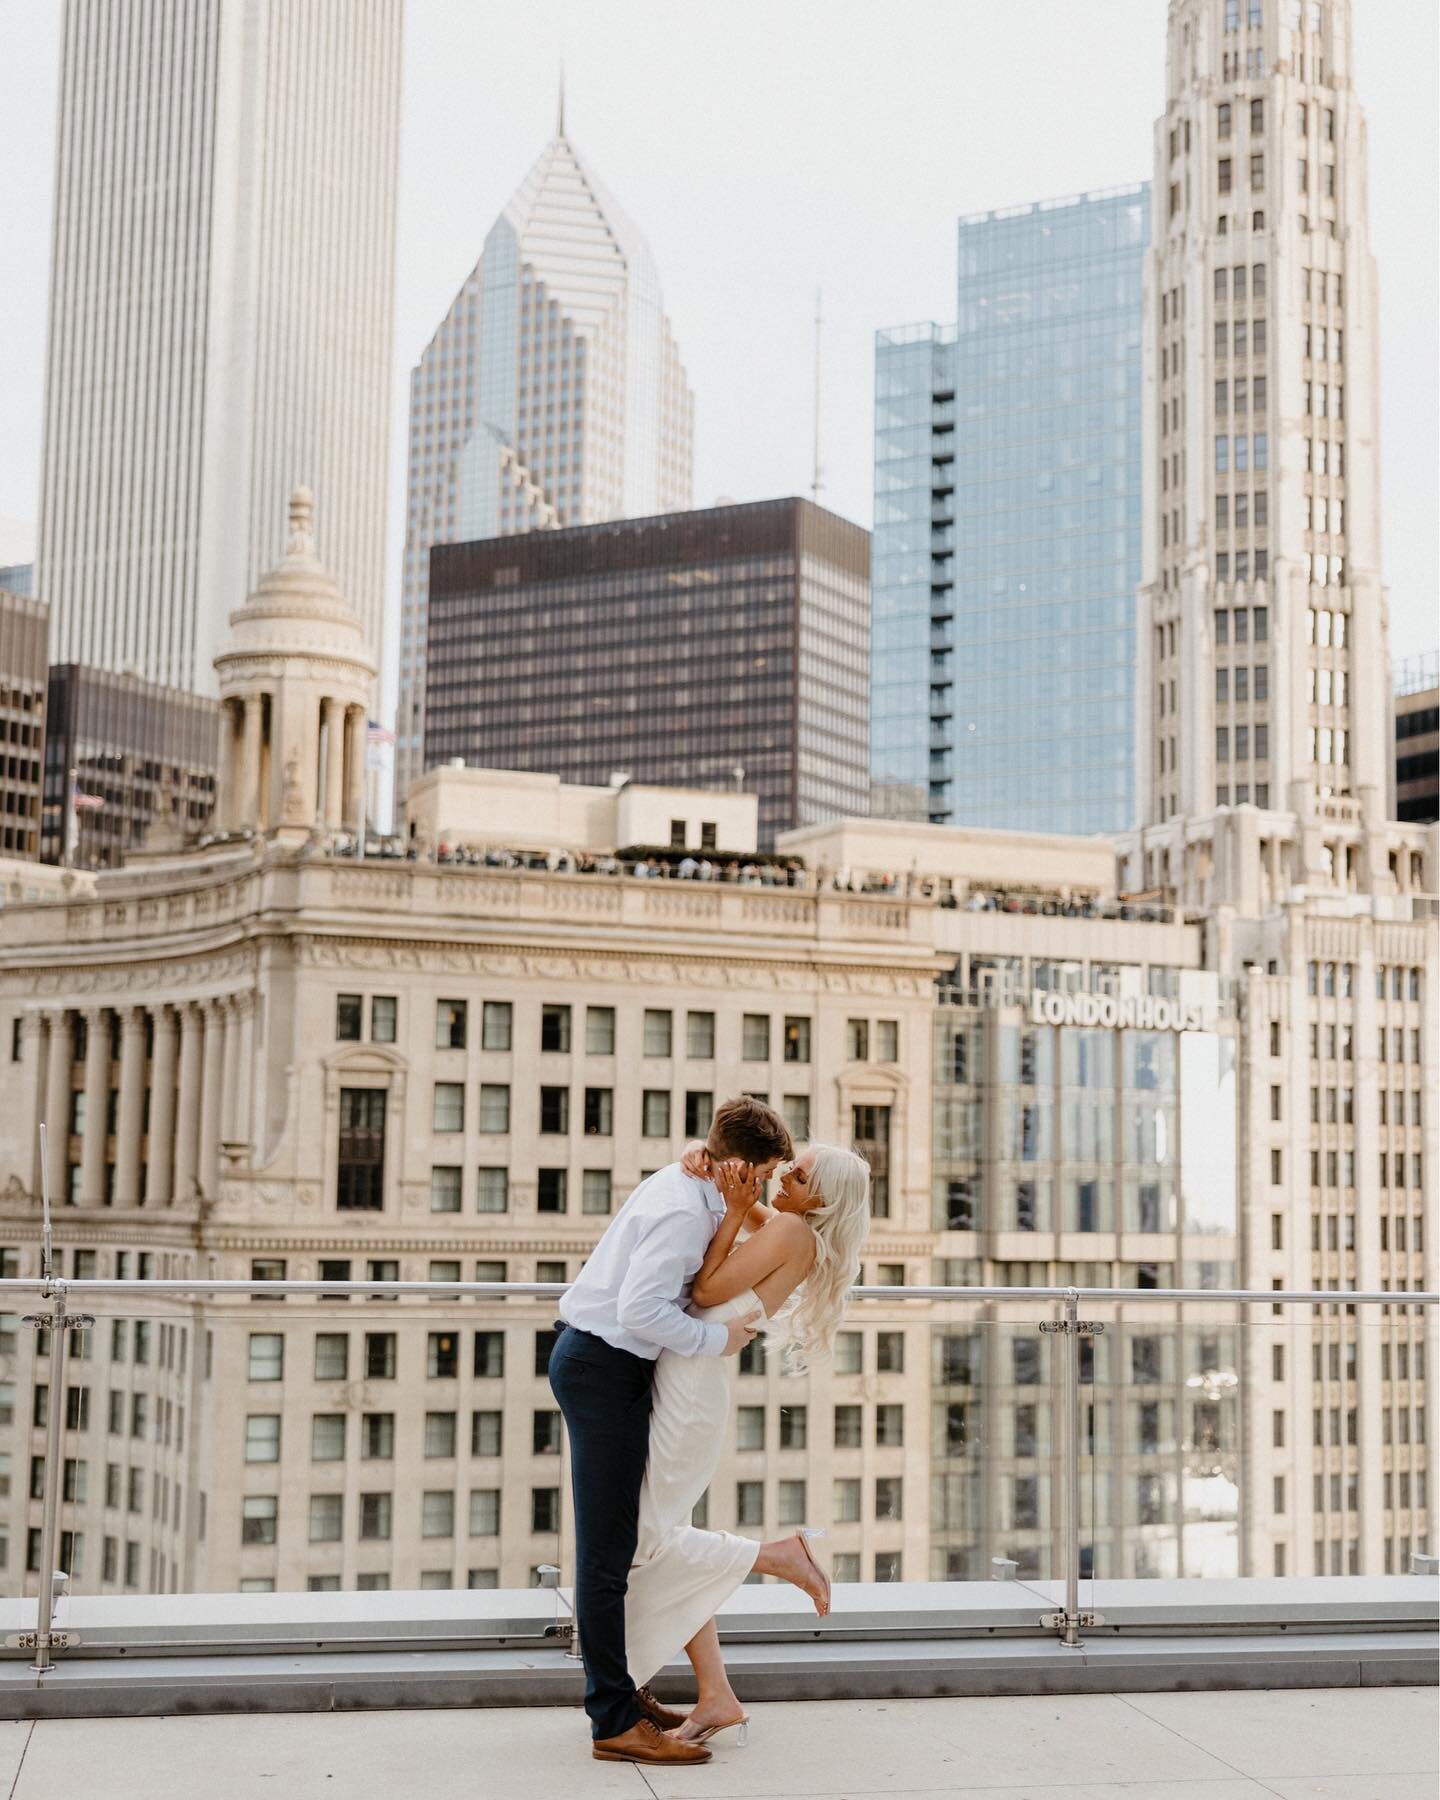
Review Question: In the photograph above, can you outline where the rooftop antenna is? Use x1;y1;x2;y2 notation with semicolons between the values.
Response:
811;286;824;504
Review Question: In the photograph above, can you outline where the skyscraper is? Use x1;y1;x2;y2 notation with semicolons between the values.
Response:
395;115;694;802
872;187;1149;834
1137;0;1387;827
1121;0;1436;1580
36;0;402;694
423;499;869;847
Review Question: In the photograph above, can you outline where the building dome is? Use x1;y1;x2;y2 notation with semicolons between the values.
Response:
213;489;377;841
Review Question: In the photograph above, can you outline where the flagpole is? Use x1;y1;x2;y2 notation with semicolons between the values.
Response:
65;766;77;868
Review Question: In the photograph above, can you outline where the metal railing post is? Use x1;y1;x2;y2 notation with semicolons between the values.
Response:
1059;1289;1081;1648
29;1280;70;1675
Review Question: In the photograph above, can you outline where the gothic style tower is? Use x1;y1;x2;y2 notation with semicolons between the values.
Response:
1137;0;1389;851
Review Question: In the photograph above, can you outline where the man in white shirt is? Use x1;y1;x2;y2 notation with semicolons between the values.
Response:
549;1097;793;1767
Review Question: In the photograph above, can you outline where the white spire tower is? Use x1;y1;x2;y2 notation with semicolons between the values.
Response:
395;108;694;802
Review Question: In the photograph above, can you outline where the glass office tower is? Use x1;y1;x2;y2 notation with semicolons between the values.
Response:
873;186;1149;834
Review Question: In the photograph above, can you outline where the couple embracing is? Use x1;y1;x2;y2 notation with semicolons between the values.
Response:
548;1097;872;1767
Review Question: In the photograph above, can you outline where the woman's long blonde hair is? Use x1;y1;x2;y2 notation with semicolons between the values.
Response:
774;1144;872;1369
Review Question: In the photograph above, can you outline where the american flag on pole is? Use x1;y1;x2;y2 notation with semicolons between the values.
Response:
365;720;395;772
71;784;105;812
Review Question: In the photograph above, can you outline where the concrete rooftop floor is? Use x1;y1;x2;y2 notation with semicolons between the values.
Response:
0;1686;1435;1800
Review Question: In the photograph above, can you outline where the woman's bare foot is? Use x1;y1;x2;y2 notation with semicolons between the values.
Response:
752;1532;831;1615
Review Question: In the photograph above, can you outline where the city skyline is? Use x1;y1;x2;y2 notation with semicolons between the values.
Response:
0;0;1434;732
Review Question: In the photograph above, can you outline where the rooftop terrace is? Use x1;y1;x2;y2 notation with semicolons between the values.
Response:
2;1686;1435;1800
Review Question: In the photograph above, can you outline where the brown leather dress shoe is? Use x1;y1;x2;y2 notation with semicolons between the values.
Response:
636;1684;687;1731
592;1718;712;1765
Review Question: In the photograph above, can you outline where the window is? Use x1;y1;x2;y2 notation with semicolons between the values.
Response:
778;1480;807;1526
335;994;362;1041
532;1410;562;1456
875;1476;903;1521
686;1012;715;1059
1218;158;1233;195
834;1478;861;1523
364;1333;396;1380
370;995;396;1043
435;1000;466;1050
338;1088;386;1210
481;1002;511;1050
875;1404;904;1447
1250;96;1264;132
247;1334;283;1382
474;1332;504;1378
478;1085;509;1133
241;1496;277;1545
642;1010;673;1058
314;1333;348;1381
581;1169;611;1214
737;1405;765;1451
585;1007;615;1055
783;1017;811;1063
852;1105;892;1218
359;1493;392;1540
423;1491;455;1538
538;1004;573;1053
469;1490;501;1536
430;1166;462;1213
833;1404;862;1448
244;1415;280;1462
362;1413;395;1458
781;1093;809;1141
685;1090;715;1138
427;1331;460;1380
642;1091;671;1137
537;1169;568;1213
742;1014;770;1060
847;1019;869;1062
311;1414;345;1460
539;1086;569;1134
583;1087;612;1136
835;1332;862;1376
736;1482;764;1526
876;1331;905;1374
432;1083;464;1132
1217;102;1232;139
532;1488;560;1533
472;1411;502;1456
308;1494;342;1542
876;1021;898;1063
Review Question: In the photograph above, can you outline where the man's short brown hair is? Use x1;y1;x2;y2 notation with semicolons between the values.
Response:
706;1096;794;1165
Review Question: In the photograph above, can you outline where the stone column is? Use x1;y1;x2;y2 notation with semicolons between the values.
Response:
41;1013;72;1200
78;1006;110;1207
323;699;345;828
343;705;366;829
240;694;264;830
113;1007;148;1206
145;1006;179;1206
197;1000;226;1201
172;1005;203;1203
231;992;256;1151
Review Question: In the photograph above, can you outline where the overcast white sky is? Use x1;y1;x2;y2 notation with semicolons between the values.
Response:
1;0;1435;692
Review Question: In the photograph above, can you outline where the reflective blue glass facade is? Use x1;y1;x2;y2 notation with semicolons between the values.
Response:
873;186;1149;833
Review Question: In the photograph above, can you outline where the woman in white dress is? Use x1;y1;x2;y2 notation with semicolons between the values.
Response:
624;1143;873;1746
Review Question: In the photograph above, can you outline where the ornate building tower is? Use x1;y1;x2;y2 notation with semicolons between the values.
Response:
1137;0;1388;845
214;489;375;842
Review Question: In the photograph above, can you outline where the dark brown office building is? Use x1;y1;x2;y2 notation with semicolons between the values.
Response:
424;499;870;845
1394;661;1438;826
0;588;47;858
42;665;220;868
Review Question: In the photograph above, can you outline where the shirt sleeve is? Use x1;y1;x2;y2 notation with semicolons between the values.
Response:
615;1206;729;1357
